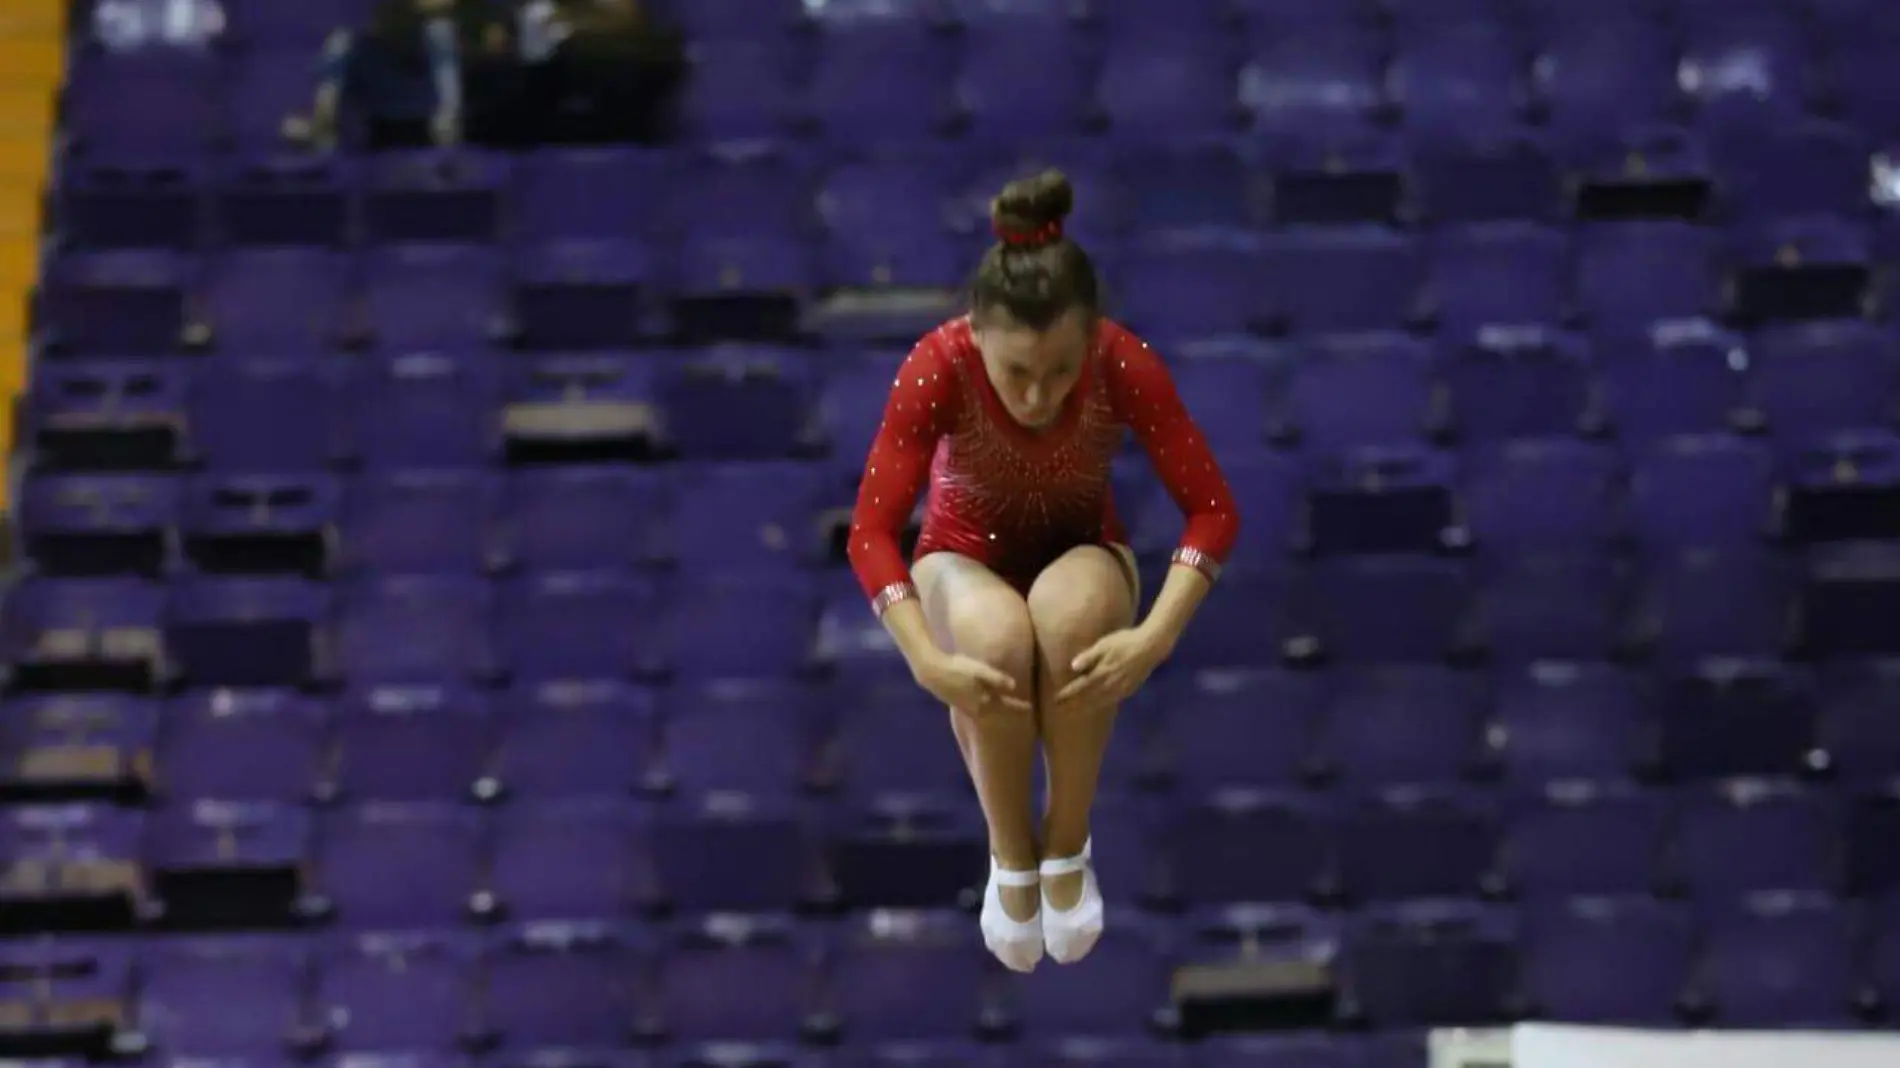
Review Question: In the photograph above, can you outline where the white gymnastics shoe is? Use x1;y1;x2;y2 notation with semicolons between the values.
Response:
1039;838;1103;964
981;857;1044;973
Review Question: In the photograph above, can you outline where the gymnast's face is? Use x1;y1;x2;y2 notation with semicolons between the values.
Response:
974;307;1091;429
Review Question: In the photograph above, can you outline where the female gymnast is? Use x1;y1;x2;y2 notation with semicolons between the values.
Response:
845;170;1240;972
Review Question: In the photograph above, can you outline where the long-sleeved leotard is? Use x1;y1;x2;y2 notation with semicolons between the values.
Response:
847;317;1240;615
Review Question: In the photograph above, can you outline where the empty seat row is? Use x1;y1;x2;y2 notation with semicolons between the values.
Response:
9;784;1900;914
11;657;1900;796
5;545;1899;686
12;895;1900;1046
16;432;1900;581
19;334;1900;477
50;122;1900;256
10;782;1898;910
59;12;1900;155
32;222;1897;356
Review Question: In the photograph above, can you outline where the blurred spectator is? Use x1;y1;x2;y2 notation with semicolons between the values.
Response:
519;0;686;145
312;0;506;149
91;0;226;51
303;0;681;151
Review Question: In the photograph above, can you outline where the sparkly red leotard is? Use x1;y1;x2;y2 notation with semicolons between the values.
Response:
847;316;1240;616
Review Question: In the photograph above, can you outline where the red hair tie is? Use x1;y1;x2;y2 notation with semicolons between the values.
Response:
993;219;1063;249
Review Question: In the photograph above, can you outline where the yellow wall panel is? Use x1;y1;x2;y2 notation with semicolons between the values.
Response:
0;136;47;184
0;88;52;139
0;40;61;84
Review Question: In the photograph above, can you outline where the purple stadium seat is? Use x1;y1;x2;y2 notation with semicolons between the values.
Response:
649;793;827;911
494;467;665;573
480;924;645;1048
158;690;327;804
1412;131;1564;224
1598;320;1748;443
179;473;339;576
1425;224;1569;337
1819;660;1900;785
1679;15;1812;133
1156;669;1323;792
1747;322;1900;445
490;683;658;800
516;149;667;242
135;938;309;1056
17;474;179;575
315;932;478;1052
1276;334;1439;452
1297;556;1471;663
334;576;495;688
826;911;991;1043
57;158;205;250
662;462;826;573
1259;227;1422;336
1493;662;1655;786
41;251;195;355
144;801;311;913
1241;29;1383;139
213;155;355;247
658;680;813;796
1443;327;1596;443
364;151;510;246
1115;143;1255;234
820;672;968;800
327;688;495;804
1000;920;1172;1037
502;354;661;460
1472;553;1628;664
512;240;654;351
1628;436;1777;551
347;354;503;470
1505;783;1667;898
0;803;145;918
806;21;952;143
1312;666;1485;790
1462;441;1620;552
1533;22;1680;144
0;693;157;798
0;577;168;690
1333;789;1500;902
66;53;221;155
337;472;497;575
1109;233;1265;340
1634;550;1793;664
187;360;347;474
200;250;352;355
1340;901;1514;1026
1097;39;1237;141
651;915;820;1043
1695;895;1859;1026
1520;898;1692;1024
1169;790;1328;905
1658;660;1819;781
659;347;818;460
313;804;484;928
1389;24;1524;138
954;22;1090;141
360;246;510;351
488;800;653;920
1670;779;1838;897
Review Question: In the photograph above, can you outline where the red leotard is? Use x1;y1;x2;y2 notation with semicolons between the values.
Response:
847;316;1240;616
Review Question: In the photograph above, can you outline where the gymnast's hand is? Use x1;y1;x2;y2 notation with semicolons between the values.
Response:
1054;627;1166;712
917;651;1033;716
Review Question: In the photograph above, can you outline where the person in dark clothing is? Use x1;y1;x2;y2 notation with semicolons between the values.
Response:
520;0;686;145
309;0;517;150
